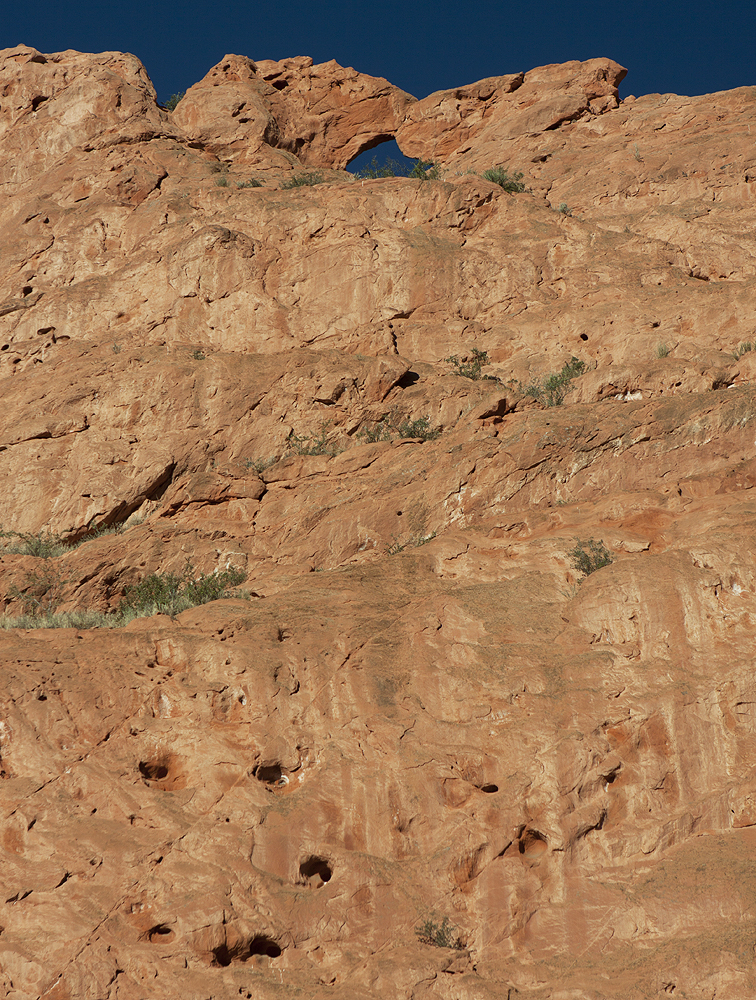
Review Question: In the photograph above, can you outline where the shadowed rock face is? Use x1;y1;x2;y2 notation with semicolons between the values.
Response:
1;42;756;1000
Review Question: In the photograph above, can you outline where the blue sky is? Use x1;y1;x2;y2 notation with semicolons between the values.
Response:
3;1;755;104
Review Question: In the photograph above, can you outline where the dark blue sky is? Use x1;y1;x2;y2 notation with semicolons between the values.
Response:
3;1;755;104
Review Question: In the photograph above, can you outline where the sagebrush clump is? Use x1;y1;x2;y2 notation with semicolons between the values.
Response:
0;527;69;558
354;157;440;181
164;92;185;111
359;413;439;443
282;173;324;189
445;348;490;380
481;166;525;192
415;916;464;950
354;156;409;179
522;356;586;407
120;563;247;618
568;538;613;578
286;422;340;457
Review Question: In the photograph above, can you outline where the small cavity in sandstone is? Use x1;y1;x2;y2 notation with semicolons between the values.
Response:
139;759;169;781
253;762;289;788
212;935;282;966
147;924;174;943
249;935;282;958
519;829;548;858
299;855;332;886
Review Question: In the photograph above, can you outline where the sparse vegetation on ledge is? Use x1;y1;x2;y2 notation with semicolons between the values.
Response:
164;92;185;111
1;563;248;631
286;422;341;456
569;538;613;578
481;166;525;192
353;157;440;180
732;341;753;360
359;413;440;443
282;172;324;189
520;356;587;407
415;915;465;950
444;347;491;380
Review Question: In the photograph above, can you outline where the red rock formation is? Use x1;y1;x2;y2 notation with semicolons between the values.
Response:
1;43;756;1000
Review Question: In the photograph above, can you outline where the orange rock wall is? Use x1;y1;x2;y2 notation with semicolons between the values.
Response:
1;43;756;1000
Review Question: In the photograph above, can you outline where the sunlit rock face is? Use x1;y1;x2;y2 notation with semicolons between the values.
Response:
1;43;756;1000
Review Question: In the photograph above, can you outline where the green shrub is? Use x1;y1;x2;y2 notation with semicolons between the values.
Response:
215;176;229;188
191;349;206;360
282;173;323;189
568;538;613;578
237;178;263;188
287;422;339;457
523;356;586;407
354;156;439;181
243;456;276;474
358;420;392;444
1;517;147;560
393;416;439;440
655;342;670;358
120;562;247;618
360;414;439;443
409;159;440;181
0;608;122;631
354;156;409;179
558;202;571;215
0;528;69;558
415;916;464;950
482;166;525;192
75;519;135;544
9;561;67;615
445;348;489;380
164;92;185;112
0;561;246;631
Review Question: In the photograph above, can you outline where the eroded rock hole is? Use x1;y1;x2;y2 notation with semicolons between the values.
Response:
147;923;174;943
479;783;499;794
299;855;332;886
212;936;282;966
519;829;548;858
396;370;420;388
347;136;415;175
253;763;288;787
271;80;288;90
580;333;588;341
30;95;49;112
249;935;282;958
212;943;235;967
139;760;169;781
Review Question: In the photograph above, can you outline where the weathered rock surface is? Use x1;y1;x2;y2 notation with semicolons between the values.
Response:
1;43;756;1000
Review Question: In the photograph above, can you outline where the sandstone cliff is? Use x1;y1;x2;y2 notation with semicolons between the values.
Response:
1;43;756;1000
